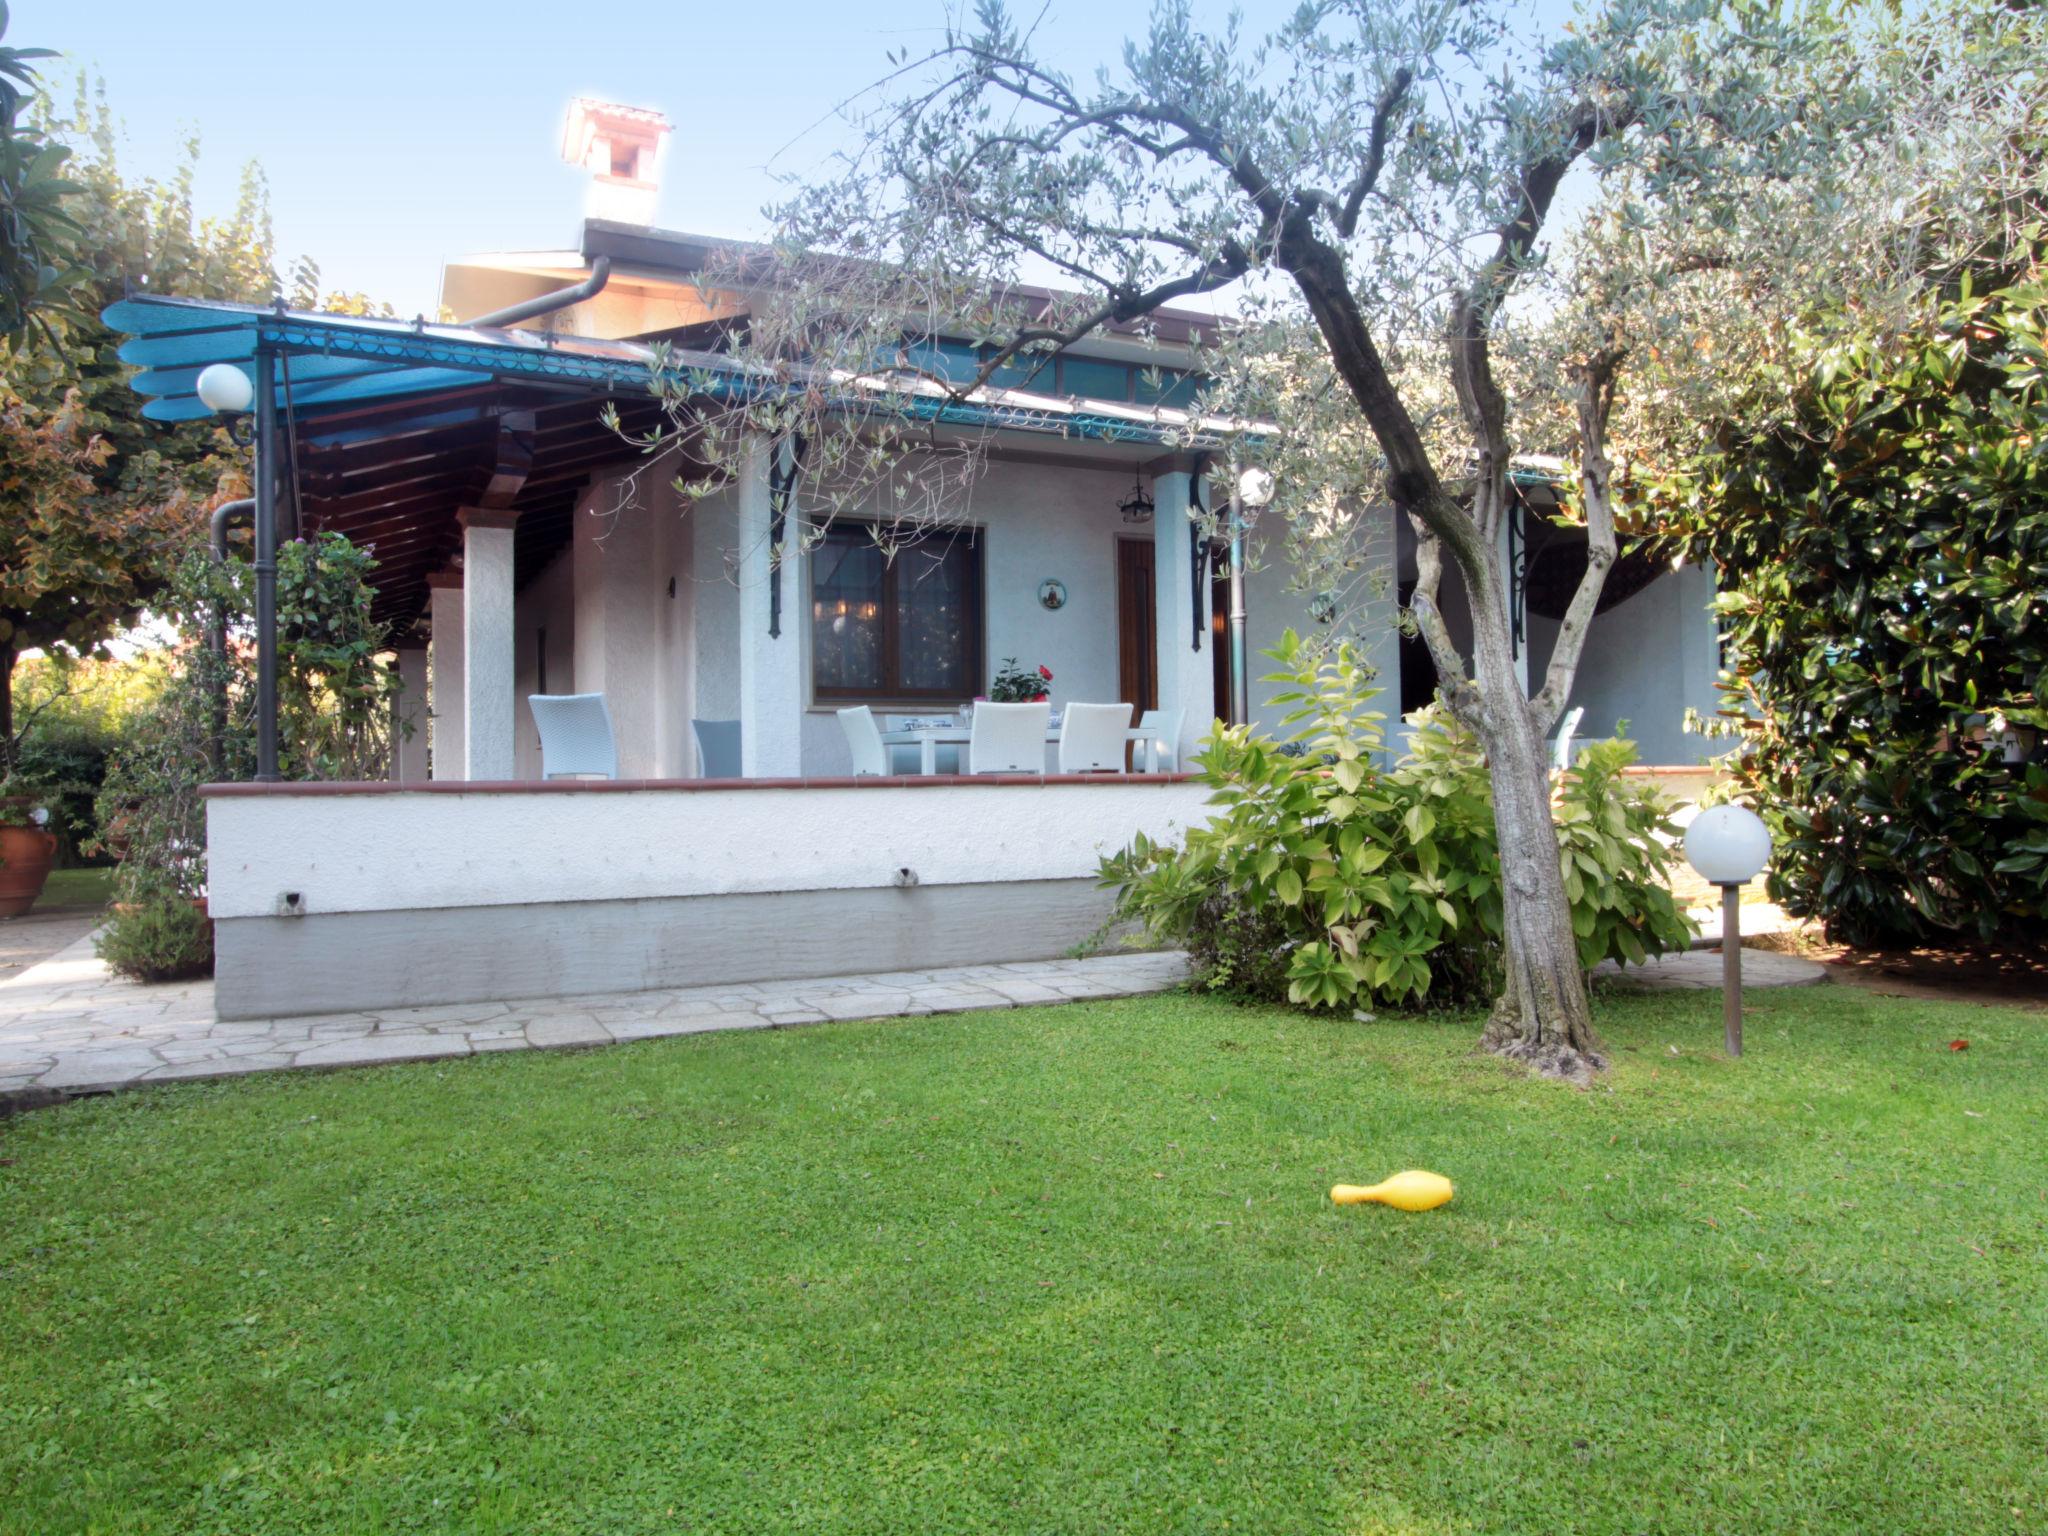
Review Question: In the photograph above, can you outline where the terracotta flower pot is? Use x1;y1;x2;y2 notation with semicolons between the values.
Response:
0;822;58;918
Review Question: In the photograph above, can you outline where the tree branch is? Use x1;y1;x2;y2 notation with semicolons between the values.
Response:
1530;346;1625;732
1337;68;1415;237
1408;514;1485;726
1448;97;1637;541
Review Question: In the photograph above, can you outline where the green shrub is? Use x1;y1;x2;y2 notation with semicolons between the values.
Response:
95;889;213;983
1658;263;2048;946
1100;632;1694;1011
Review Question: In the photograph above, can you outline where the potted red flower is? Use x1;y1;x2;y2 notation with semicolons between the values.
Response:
989;658;1054;703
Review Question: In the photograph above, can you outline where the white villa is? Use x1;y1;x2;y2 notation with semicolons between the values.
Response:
109;101;1721;1021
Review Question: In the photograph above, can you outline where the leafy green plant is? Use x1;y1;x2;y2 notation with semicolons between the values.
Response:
94;532;397;981
1658;260;2048;946
1100;632;1693;1011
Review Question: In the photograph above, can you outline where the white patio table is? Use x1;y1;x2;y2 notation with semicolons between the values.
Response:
878;722;1167;776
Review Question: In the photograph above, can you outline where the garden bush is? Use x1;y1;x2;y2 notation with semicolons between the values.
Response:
1100;633;1693;1011
1659;262;2048;946
94;887;212;983
95;531;397;982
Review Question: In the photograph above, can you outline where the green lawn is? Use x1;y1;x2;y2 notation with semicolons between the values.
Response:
36;867;114;910
2;985;2042;1534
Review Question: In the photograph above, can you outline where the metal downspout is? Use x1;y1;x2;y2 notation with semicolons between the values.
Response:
464;255;613;329
253;350;280;782
208;498;255;776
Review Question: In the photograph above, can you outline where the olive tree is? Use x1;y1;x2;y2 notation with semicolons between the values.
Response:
666;0;1903;1079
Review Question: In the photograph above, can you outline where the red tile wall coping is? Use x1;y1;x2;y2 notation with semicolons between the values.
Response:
201;772;1206;798
201;763;1714;798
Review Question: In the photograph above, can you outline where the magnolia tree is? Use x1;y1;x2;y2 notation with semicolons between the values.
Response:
650;0;2023;1076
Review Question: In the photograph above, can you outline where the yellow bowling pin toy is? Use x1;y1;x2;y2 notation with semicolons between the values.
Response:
1331;1170;1454;1212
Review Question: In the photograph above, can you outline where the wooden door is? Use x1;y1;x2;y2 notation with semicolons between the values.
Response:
1116;538;1158;724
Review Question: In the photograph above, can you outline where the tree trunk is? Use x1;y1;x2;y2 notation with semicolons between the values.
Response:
1464;569;1607;1082
0;636;15;776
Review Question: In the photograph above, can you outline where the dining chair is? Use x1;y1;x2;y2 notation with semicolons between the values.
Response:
1137;707;1185;772
838;706;890;776
1550;706;1585;774
1058;701;1134;773
967;700;1050;774
692;718;742;778
528;694;618;780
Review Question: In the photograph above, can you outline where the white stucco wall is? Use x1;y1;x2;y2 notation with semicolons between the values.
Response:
206;779;1213;919
1533;560;1722;764
511;548;577;780
1239;516;1397;749
791;456;1145;774
543;452;1347;779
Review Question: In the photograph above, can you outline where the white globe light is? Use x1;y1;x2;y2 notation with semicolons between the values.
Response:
1684;803;1772;887
194;363;254;415
1237;465;1276;508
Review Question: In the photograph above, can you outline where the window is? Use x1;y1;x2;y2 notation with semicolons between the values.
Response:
810;523;984;703
1058;356;1133;403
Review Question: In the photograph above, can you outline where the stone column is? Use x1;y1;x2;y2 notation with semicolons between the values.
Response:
458;506;519;781
1150;467;1218;766
426;571;466;781
735;436;804;777
393;643;430;784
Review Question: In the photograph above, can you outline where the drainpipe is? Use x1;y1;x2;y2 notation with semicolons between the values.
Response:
464;254;612;329
1228;469;1250;730
208;498;255;777
254;349;280;782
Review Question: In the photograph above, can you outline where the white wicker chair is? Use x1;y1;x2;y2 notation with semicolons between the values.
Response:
1551;706;1586;773
1058;701;1133;773
692;718;742;778
1137;707;1185;772
528;694;618;780
967;700;1050;774
838;706;890;776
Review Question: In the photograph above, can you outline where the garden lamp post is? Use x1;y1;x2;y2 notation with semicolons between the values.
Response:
195;357;280;782
1683;804;1773;1057
1227;464;1275;727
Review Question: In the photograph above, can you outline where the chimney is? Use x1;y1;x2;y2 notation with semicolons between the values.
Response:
560;98;673;227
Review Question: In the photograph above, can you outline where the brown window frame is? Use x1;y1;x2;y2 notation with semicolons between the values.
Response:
809;522;986;706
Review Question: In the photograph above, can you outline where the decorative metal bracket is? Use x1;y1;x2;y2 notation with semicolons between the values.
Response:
1188;463;1208;650
1506;496;1527;663
767;434;805;638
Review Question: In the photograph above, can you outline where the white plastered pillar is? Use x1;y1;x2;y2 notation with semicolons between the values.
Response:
393;643;430;784
736;435;804;778
426;571;466;781
1151;468;1218;765
459;506;519;782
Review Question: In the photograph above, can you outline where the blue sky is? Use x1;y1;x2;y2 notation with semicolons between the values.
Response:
22;1;1216;315
28;1;1577;316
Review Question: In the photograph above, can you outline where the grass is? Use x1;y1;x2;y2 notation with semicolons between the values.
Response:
2;984;2043;1535
35;867;114;910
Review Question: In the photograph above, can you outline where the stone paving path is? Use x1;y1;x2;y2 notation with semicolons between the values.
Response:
1594;947;1827;991
0;906;105;984
0;933;1190;1103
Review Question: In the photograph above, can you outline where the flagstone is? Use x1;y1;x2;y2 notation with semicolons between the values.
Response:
1;946;1195;1101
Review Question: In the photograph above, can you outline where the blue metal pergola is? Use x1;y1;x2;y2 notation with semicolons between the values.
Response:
106;294;1201;445
105;294;1216;780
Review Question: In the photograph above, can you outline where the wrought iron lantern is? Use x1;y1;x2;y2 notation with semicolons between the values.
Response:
1118;470;1155;525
